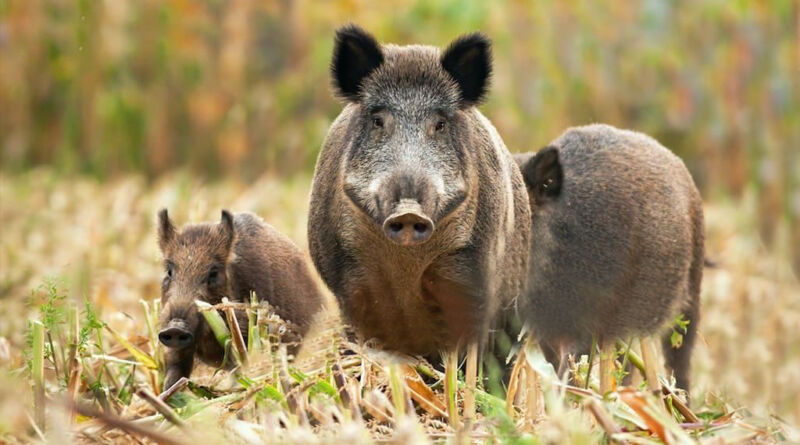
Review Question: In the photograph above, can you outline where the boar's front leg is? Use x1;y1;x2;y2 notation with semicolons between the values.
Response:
162;346;195;391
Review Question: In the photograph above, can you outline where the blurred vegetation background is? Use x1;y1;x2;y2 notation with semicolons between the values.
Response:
2;0;798;269
0;1;798;261
1;0;800;431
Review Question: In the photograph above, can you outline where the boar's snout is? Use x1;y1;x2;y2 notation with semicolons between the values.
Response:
158;319;195;349
382;200;434;246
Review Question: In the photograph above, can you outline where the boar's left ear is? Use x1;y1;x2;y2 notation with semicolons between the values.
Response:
521;145;563;203
219;210;236;252
441;32;492;106
331;25;384;101
157;208;176;252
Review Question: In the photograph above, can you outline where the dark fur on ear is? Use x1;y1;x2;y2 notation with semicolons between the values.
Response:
158;208;176;251
219;210;236;252
521;145;563;203
441;32;492;106
331;24;384;101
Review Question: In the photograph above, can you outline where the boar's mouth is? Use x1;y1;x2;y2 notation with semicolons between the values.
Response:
431;189;467;222
343;182;380;224
343;180;468;228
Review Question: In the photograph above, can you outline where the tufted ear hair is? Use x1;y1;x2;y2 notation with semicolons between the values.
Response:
219;210;237;253
441;32;492;106
157;208;176;252
331;24;384;101
520;145;563;203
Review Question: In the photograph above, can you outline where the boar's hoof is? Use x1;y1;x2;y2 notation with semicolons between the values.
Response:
159;326;194;349
383;212;434;246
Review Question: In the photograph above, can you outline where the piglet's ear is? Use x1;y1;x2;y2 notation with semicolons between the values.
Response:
219;210;236;252
331;24;384;101
157;208;176;252
441;32;492;106
521;145;563;203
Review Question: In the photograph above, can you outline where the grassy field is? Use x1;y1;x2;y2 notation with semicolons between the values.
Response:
0;170;798;444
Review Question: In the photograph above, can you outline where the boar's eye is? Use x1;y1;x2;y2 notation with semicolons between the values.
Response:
165;263;174;278
435;120;446;132
207;266;220;286
372;116;384;129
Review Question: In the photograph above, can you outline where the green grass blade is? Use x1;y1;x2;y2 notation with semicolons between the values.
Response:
31;320;46;432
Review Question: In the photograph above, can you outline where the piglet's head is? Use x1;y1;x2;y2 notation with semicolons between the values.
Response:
156;209;236;351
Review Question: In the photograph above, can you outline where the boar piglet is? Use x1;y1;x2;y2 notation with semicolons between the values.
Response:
157;209;324;390
515;124;703;391
308;25;530;369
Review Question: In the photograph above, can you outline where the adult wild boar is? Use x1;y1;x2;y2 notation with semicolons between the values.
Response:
157;209;324;390
515;124;703;390
308;26;530;360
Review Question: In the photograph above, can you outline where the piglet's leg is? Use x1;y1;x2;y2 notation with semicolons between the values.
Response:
163;346;195;391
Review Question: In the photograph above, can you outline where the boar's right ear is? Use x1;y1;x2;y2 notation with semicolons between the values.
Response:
331;25;384;101
157;208;176;251
521;145;563;203
219;210;236;252
441;32;492;106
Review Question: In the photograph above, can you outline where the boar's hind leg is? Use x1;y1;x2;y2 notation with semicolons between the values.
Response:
163;346;195;391
661;293;699;393
663;198;704;394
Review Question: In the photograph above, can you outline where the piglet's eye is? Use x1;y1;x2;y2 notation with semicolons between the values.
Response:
372;116;384;128
166;263;174;278
435;120;446;132
207;266;220;286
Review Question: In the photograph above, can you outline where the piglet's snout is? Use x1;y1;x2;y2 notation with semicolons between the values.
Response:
158;319;194;349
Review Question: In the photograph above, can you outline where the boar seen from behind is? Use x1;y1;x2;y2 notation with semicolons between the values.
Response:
515;124;703;391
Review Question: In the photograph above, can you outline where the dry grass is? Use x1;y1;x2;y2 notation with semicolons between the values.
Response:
1;169;798;444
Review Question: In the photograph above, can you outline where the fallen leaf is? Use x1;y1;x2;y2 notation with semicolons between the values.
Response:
400;365;447;418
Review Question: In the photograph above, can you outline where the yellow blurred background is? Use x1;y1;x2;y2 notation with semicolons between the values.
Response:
2;1;797;219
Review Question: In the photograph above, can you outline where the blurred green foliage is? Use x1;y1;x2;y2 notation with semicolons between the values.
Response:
1;1;797;217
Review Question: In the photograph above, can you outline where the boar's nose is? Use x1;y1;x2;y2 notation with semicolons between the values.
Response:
158;325;194;349
383;202;434;246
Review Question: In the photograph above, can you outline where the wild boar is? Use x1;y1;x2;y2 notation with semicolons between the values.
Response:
157;209;324;390
307;25;531;364
515;124;703;390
